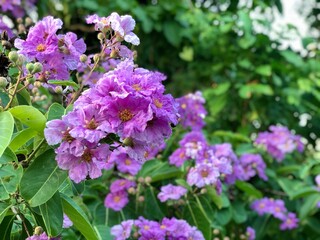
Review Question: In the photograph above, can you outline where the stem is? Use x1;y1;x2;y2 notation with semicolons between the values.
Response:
186;200;197;226
4;72;23;110
23;139;45;164
120;210;126;221
194;195;211;224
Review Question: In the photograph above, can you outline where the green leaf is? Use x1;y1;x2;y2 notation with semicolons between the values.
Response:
255;65;272;76
0;147;17;164
20;150;68;207
9;106;46;134
299;194;320;219
175;179;192;191
239;84;274;99
216;207;232;225
95;225;112;240
206;186;223;209
9;128;38;151
47;80;79;90
179;46;194;62
0;164;23;200
16;84;31;105
0;202;12;225
149;162;182;182
213;130;251;142
144;187;164;220
0;111;14;158
281;50;304;67
235;181;262;199
61;194;100;240
47;103;65;121
0;215;15;240
40;192;63;237
232;201;247;223
163;21;181;46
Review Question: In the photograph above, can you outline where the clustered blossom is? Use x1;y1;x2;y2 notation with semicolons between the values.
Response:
0;16;14;38
251;197;299;230
44;26;178;182
26;232;50;240
157;184;187;202
255;125;304;161
246;227;256;240
176;91;207;130
14;16;86;83
0;0;36;17
104;179;136;211
63;214;73;228
237;153;268;181
111;217;205;240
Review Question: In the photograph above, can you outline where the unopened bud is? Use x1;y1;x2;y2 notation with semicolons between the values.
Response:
17;18;23;24
110;49;118;58
240;234;246;239
26;76;35;84
16;54;26;66
223;237;230;240
177;199;185;205
26;63;34;73
1;30;8;40
8;51;19;62
138;177;144;184
138;196;145;202
2;40;12;49
97;32;104;41
34;81;42;88
213;229;220;235
25;17;33;26
200;188;207;194
34;226;43;235
32;62;43;74
128;187;136;194
80;54;88;63
145;176;152;184
0;77;8;88
123;137;133;147
18;24;25;34
55;86;63;94
93;54;100;63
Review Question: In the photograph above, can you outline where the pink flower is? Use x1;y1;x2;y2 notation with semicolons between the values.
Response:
104;191;129;211
157;184;187;202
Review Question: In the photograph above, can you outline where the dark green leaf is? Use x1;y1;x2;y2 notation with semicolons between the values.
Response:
0;164;23;200
47;103;65;121
235;181;262;199
0;147;17;164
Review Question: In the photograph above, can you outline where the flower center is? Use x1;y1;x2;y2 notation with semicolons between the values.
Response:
113;196;121;203
200;169;209;178
86;118;98;129
62;130;74;142
119;109;133;122
154;99;163;108
132;84;141;91
36;44;46;52
181;103;187;109
82;149;92;162
143;225;150;230
125;159;131;165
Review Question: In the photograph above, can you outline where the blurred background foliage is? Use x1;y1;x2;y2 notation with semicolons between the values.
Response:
36;0;320;148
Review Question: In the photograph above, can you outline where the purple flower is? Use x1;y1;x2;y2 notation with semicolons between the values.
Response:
187;162;220;188
177;91;207;130
110;148;142;175
179;131;207;160
315;175;320;189
63;214;73;228
238;154;268;181
169;148;188;167
246;227;255;240
104;191;129;211
26;232;50;240
157;184;187;202
111;220;134;240
255;125;305;161
280;213;299;230
0;16;14;38
110;179;136;193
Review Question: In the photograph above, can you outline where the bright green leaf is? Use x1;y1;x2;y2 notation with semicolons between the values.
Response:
0;147;17;164
0;111;14;158
47;80;79;90
9;128;38;152
235;181;262;199
0;164;23;201
47;103;65;121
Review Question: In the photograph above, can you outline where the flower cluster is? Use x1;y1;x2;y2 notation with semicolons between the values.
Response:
157;184;187;202
251;197;299;230
176;91;207;130
237;153;268;181
26;232;50;240
111;217;205;240
104;179;136;211
0;16;14;38
15;16;86;83
246;227;256;240
0;0;36;17
255;125;304;161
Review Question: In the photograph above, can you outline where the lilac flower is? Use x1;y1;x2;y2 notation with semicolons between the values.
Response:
246;227;256;240
169;148;188;167
157;184;187;202
0;17;14;38
26;232;50;240
280;213;299;230
238;154;268;181
315;175;320;190
110;148;142;175
187;162;220;188
111;220;134;240
177;91;207;130
179;131;207;160
104;191;129;211
255;125;305;161
135;217;165;238
110;179;136;193
62;214;73;228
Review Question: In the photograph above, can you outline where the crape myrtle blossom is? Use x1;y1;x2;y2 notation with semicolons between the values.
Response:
14;16;86;83
238;153;268;181
246;227;256;240
0;16;14;38
255;125;304;161
315;174;320;191
26;232;50;240
0;0;37;17
157;184;187;202
104;179;136;211
110;217;205;240
62;214;73;228
176;91;207;130
251;197;299;230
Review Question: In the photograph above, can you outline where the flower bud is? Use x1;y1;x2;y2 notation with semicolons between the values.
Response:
93;54;100;63
32;62;43;74
200;188;207;194
34;81;42;88
145;176;152;184
123;137;133;147
80;54;88;63
16;54;26;67
8;51;18;63
26;63;34;73
25;17;33;26
128;187;136;194
138;177;144;184
213;229;220;235
110;49;118;58
26;75;35;84
34;226;43;235
97;32;105;41
1;30;8;41
55;86;63;94
1;40;12;49
138;196;145;202
0;77;8;88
